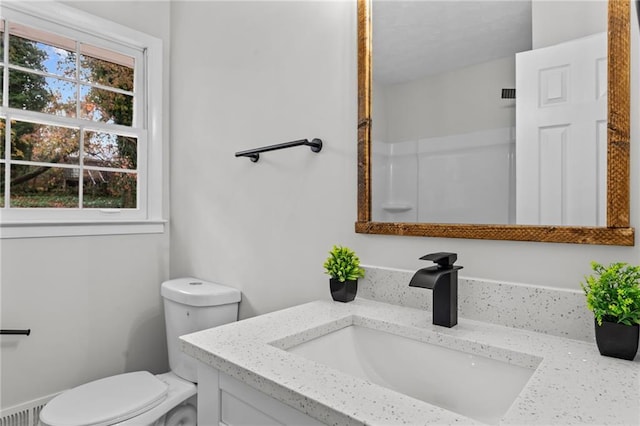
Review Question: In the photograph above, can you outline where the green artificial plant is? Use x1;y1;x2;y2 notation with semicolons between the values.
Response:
323;245;365;283
581;261;640;326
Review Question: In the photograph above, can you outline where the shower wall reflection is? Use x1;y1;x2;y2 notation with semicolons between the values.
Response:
370;0;607;226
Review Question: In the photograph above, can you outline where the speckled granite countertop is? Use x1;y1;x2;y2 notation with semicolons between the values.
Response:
180;299;639;425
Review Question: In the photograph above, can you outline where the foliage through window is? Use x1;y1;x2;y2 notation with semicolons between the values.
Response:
0;9;148;218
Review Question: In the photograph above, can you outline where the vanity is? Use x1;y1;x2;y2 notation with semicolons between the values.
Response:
180;296;639;425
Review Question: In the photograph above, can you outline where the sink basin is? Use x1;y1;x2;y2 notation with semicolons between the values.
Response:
286;325;538;424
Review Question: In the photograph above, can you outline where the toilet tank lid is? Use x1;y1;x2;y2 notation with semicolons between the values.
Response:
161;277;241;306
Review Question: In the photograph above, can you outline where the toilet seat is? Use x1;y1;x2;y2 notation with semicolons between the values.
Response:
40;371;168;426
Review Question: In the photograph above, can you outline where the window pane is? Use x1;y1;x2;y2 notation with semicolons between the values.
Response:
0;117;5;159
1;20;3;104
80;43;133;91
10;164;79;208
8;23;76;77
83;170;136;208
80;84;133;126
0;163;4;208
10;120;79;164
9;35;46;71
8;69;48;112
1;19;5;62
84;131;137;169
9;70;76;117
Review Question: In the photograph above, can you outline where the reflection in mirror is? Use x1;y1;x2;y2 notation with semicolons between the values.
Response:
357;0;633;245
371;0;607;226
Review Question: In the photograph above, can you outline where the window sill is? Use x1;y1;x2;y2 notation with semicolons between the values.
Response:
0;220;167;239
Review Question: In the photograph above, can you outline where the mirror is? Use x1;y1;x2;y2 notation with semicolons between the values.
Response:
357;0;634;245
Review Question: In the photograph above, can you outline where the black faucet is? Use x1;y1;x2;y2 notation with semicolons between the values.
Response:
409;252;463;328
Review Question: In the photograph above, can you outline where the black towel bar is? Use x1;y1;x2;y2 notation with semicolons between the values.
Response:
235;138;323;163
1;329;31;336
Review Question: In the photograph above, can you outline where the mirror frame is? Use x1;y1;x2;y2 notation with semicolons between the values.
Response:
356;0;634;246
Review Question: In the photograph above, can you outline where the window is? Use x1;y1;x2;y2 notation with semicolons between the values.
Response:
0;2;163;237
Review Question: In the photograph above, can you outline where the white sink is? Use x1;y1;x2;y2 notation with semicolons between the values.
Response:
286;325;539;424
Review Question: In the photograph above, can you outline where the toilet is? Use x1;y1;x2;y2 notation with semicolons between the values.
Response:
40;278;241;426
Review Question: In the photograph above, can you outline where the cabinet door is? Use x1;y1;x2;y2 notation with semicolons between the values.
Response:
220;390;283;425
196;361;324;426
219;373;324;426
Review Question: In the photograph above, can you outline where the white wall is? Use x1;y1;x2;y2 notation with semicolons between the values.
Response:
371;81;390;221
170;0;640;324
169;0;355;319
383;56;516;142
532;0;607;49
371;57;516;224
0;1;171;409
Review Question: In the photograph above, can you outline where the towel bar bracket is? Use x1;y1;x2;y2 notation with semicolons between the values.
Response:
308;138;323;153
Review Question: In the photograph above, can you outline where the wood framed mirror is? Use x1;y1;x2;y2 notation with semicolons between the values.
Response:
356;0;634;245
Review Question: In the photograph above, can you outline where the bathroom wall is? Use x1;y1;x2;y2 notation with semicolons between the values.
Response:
371;81;389;221
382;56;516;142
532;0;607;49
0;1;171;410
170;0;640;322
372;130;515;224
371;57;516;224
370;138;391;222
169;0;351;319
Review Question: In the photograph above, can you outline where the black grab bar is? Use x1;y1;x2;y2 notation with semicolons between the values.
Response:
235;138;323;163
1;329;31;336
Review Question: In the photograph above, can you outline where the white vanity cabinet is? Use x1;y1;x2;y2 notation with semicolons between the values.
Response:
197;362;324;426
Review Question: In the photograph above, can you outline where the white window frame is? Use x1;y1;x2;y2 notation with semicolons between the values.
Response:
0;1;164;238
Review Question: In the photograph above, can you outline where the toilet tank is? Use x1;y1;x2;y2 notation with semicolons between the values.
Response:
161;278;241;383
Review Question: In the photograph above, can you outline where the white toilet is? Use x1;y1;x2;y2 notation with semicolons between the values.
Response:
40;278;241;426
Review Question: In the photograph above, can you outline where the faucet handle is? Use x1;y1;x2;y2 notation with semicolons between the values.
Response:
419;252;458;269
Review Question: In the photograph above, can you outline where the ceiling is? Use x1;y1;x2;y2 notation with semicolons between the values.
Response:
372;0;533;85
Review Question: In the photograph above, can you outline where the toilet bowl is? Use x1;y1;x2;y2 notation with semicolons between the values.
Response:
40;278;241;426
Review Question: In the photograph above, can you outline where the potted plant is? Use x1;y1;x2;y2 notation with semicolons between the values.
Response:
581;261;640;360
323;245;365;302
